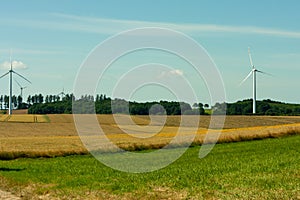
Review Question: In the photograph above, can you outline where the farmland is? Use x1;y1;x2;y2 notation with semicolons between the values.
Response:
0;114;300;199
0;135;299;199
0;114;49;123
1;114;300;159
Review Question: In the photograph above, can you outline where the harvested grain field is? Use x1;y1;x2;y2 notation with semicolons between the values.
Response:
0;114;49;123
0;114;300;159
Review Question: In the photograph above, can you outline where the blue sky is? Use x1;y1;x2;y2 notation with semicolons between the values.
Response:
0;0;299;105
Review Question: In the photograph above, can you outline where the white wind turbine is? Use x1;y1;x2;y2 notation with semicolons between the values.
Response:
57;87;66;101
240;47;270;114
15;79;27;100
0;52;31;115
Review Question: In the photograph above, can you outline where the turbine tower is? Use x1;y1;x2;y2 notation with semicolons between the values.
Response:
240;47;270;114
15;79;27;100
57;88;66;101
0;52;31;115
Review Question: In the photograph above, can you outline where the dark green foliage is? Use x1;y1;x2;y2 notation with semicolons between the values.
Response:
212;99;300;115
29;101;72;114
27;93;300;116
28;94;75;114
0;94;29;110
28;94;207;115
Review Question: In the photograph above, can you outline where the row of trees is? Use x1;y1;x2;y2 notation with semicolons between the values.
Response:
212;99;300;115
26;94;75;105
0;93;76;112
5;92;300;116
28;94;207;115
0;95;26;110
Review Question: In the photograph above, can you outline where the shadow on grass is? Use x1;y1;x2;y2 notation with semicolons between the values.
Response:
0;167;25;172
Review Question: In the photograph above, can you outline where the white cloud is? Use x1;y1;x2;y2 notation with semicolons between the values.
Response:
169;69;183;76
0;61;27;70
159;69;184;78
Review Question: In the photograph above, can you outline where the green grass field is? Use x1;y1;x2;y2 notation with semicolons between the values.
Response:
0;135;299;199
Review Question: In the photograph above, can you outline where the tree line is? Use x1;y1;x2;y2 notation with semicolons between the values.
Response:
27;94;207;115
0;95;26;110
0;93;75;113
212;99;300;115
3;92;300;116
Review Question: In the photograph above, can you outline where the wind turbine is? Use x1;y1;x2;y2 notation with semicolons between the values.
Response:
240;47;270;114
0;52;31;115
15;79;27;100
57;88;66;101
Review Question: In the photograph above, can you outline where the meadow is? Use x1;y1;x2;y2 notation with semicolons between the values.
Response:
0;135;299;199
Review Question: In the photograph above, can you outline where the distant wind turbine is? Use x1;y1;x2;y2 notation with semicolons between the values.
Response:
15;79;27;100
57;88;66;100
0;51;31;115
240;47;271;114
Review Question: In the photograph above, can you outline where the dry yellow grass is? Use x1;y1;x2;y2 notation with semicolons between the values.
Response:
47;114;74;123
8;115;35;123
97;114;300;128
0;114;300;158
0;115;9;121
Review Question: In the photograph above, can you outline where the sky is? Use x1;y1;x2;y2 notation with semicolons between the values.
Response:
0;0;300;106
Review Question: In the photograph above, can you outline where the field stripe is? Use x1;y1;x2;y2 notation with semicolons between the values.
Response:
0;115;49;123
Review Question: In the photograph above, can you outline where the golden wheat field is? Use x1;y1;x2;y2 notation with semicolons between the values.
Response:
0;114;49;123
1;114;300;158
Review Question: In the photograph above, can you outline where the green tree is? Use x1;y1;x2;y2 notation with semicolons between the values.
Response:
4;95;9;109
27;95;31;105
45;95;49;103
0;95;3;110
38;94;44;103
17;95;22;109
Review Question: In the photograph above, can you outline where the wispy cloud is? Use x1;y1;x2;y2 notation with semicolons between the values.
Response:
159;69;184;78
0;48;77;56
51;13;300;38
0;61;27;70
1;13;300;39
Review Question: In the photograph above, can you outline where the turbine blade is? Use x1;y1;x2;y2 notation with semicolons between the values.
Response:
248;47;254;68
13;71;31;84
15;79;22;88
256;70;273;76
240;71;252;85
0;72;9;79
10;49;12;70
